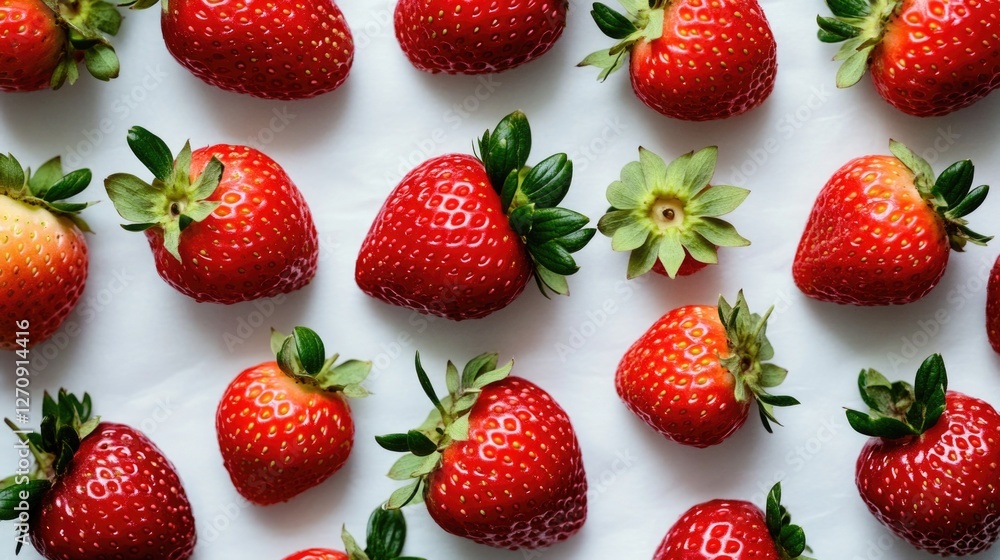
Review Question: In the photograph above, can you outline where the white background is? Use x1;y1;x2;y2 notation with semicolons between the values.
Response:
4;0;1000;558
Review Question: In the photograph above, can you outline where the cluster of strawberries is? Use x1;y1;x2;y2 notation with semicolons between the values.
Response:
2;0;1000;559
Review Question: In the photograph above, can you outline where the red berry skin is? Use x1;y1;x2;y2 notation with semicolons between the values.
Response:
616;305;749;448
652;253;710;278
355;154;532;321
988;255;1000;353
870;0;1000;117
161;0;354;100
282;548;348;560
216;362;355;505
793;155;948;306
0;0;62;92
30;423;196;560
653;499;779;559
0;199;87;350
856;392;1000;556
394;0;567;74
425;377;587;549
145;145;318;304
629;0;777;121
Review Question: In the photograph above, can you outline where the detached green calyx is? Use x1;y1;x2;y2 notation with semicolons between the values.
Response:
718;291;798;432
598;147;750;278
476;111;596;297
270;327;371;399
104;126;224;261
375;352;513;510
47;0;123;88
341;506;426;560
888;140;992;251
816;0;901;88
579;0;665;79
0;153;95;231
846;353;948;439
765;483;816;560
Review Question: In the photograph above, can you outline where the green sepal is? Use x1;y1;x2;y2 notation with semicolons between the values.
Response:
0;480;50;521
0;154;96;229
83;44;120;81
818;0;903;88
846;354;948;439
477;111;531;193
580;1;665;80
270;327;372;397
362;507;413;560
764;483;816;560
34;0;126;89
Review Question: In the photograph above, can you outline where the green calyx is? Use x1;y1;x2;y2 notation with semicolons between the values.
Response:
816;0;902;88
375;352;513;510
889;140;992;251
44;0;123;88
0;153;96;232
765;483;816;560
846;353;947;439
340;505;425;560
579;0;666;80
475;111;596;297
598;147;750;279
270;327;372;399
105;126;226;261
717;291;798;432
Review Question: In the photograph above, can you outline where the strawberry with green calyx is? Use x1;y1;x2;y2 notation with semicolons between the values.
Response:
283;505;426;560
217;327;370;505
847;354;1000;556
105;126;319;304
0;154;95;351
598;146;750;279
375;352;588;549
0;389;196;559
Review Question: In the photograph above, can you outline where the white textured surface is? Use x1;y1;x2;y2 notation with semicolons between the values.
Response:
3;1;1000;558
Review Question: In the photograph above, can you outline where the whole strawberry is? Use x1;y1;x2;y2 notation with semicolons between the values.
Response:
105;126;318;304
129;0;353;99
794;140;991;306
0;154;94;351
282;506;425;560
394;0;566;74
581;0;777;121
616;291;797;448
655;483;814;559
0;390;196;559
217;327;370;505
376;353;587;550
356;111;595;321
599;146;750;279
989;255;1000;354
847;354;1000;556
818;0;1000;116
0;0;122;92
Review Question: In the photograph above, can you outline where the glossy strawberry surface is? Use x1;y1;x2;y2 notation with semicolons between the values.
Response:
654;499;780;559
989;256;1000;353
0;0;62;92
282;548;348;560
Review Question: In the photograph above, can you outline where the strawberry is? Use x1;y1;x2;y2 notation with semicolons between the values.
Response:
989;255;1000;353
356;111;595;321
0;390;196;559
376;352;587;550
654;483;814;559
105;126;318;304
818;0;1000;117
580;0;777;121
0;0;122;92
394;0;567;74
794;140;992;306
598;146;750;279
282;506;425;560
217;327;370;505
129;0;353;100
847;354;1000;556
0;154;94;351
616;291;797;448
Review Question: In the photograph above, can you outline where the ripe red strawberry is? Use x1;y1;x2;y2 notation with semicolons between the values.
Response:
581;0;777;121
0;154;94;351
1;390;196;559
794;140;991;306
356;111;595;321
989;255;1000;353
847;354;1000;556
282;506;425;560
105;126;318;304
599;146;750;279
0;0;122;92
616;291;797;448
376;353;587;550
655;483;814;559
130;0;353;99
217;327;370;505
818;0;1000;116
394;0;567;74
285;550;348;560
